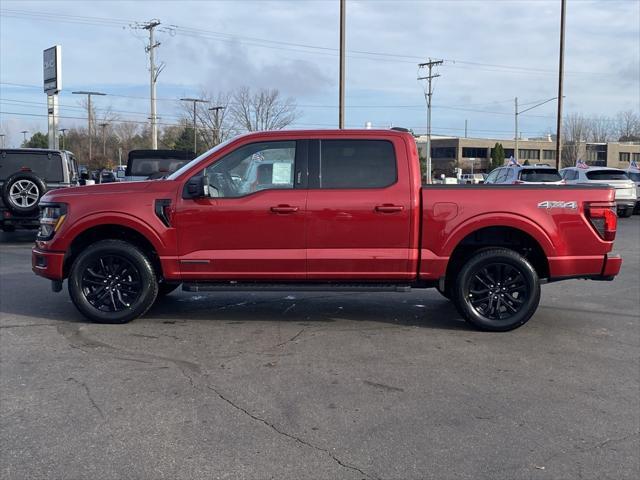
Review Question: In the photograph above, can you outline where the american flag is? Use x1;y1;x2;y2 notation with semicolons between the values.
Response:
576;159;589;169
508;156;519;166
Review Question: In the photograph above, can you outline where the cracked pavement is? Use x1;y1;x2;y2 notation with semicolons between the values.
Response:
1;217;638;479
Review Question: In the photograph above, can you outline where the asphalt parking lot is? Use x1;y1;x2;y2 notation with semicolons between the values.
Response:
1;217;638;480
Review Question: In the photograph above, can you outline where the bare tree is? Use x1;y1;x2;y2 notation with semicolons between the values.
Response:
615;110;640;141
562;113;590;167
230;87;301;132
587;115;614;142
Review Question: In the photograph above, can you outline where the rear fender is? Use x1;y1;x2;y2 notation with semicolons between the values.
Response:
441;213;556;258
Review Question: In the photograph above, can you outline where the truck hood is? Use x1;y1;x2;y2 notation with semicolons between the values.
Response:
41;180;156;202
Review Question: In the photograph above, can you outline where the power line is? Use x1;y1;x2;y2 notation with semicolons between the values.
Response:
0;8;609;76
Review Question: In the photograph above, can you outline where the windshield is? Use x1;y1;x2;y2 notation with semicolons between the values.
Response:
519;168;561;182
627;172;640;182
167;138;235;180
128;158;190;176
586;170;629;181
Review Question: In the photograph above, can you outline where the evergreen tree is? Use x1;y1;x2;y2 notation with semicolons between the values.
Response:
490;142;505;170
23;132;48;148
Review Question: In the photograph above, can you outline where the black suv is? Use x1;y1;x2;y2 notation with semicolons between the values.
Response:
0;149;78;232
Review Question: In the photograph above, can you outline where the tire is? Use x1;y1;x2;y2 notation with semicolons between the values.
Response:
68;239;158;324
158;282;180;297
452;248;540;332
619;208;633;218
1;172;46;215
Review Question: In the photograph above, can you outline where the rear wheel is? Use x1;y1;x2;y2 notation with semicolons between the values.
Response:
452;248;540;331
68;240;158;324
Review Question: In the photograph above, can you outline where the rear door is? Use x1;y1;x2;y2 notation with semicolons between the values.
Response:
305;137;413;280
174;140;308;280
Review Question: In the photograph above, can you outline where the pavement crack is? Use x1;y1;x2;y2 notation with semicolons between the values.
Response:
66;377;105;420
273;327;307;348
204;383;376;479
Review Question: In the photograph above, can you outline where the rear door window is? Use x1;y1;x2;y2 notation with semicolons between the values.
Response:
0;152;63;181
519;168;561;182
585;170;629;181
318;140;397;189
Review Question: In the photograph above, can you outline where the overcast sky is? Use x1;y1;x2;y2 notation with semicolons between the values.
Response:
1;0;639;147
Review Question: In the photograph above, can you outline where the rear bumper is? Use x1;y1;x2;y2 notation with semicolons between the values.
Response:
548;254;622;282
32;248;65;280
1;209;39;228
616;199;635;209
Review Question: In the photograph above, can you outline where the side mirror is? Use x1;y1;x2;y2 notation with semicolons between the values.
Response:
184;175;218;199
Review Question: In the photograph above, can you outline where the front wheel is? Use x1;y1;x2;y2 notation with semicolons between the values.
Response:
68;239;158;323
452;248;540;331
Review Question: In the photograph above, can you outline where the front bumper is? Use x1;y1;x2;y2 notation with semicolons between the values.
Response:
32;248;65;281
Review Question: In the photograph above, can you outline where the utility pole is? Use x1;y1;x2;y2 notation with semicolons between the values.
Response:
464;119;468;138
72;91;106;164
555;0;567;170
515;97;519;163
59;128;68;150
181;98;208;154
99;123;109;157
339;0;346;128
0;134;5;148
132;20;164;150
418;58;443;184
208;106;225;145
21;130;28;144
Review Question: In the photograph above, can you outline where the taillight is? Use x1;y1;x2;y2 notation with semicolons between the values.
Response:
586;202;617;241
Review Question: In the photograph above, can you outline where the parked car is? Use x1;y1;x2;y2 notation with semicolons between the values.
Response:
625;167;640;213
460;173;485;184
99;170;117;183
122;149;195;181
485;165;564;185
560;166;636;217
33;129;622;331
0;148;78;232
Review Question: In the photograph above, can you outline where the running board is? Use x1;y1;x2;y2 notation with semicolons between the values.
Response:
182;282;412;293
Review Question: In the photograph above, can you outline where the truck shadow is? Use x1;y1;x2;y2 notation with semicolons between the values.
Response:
0;231;37;244
0;272;470;331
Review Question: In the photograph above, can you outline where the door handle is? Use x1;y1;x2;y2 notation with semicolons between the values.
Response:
270;205;299;214
375;204;404;213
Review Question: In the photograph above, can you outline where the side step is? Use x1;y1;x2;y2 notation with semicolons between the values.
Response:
182;282;412;293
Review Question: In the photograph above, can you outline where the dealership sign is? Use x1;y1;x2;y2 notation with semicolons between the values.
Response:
43;45;61;94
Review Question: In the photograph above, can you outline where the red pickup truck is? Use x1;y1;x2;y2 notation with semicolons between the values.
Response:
32;129;622;331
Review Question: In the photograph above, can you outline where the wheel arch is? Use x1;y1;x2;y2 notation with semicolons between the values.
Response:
444;221;551;291
63;219;165;279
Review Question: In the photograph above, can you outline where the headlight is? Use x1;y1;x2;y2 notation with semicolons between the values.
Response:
38;203;67;240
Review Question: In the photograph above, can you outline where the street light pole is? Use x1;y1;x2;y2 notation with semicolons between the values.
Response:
515;96;559;163
180;98;208;153
72;91;106;164
59;128;68;150
0;134;5;148
21;130;28;144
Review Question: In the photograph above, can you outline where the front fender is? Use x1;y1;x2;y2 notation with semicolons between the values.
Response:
54;211;170;255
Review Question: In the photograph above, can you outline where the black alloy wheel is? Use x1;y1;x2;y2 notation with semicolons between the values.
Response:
81;255;142;312
453;248;540;331
68;239;158;323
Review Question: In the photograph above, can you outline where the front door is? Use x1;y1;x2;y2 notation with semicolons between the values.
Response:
174;140;308;280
